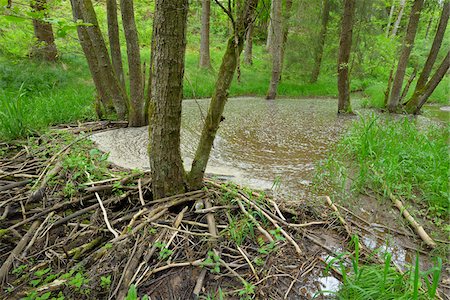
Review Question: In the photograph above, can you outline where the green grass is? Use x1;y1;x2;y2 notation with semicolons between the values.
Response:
317;114;449;224
0;56;96;140
330;237;443;300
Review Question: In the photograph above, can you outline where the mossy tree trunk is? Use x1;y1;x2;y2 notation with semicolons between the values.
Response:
70;0;128;120
188;0;259;189
387;0;424;112
149;0;189;199
409;51;450;114
200;0;212;69
30;0;57;61
405;1;449;113
106;0;125;91
310;0;331;83
337;0;356;114
120;0;146;127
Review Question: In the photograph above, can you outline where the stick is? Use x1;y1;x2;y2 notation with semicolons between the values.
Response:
0;220;41;284
95;192;119;238
236;199;274;243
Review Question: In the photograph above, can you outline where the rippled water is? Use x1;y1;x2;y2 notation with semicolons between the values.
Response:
181;97;356;198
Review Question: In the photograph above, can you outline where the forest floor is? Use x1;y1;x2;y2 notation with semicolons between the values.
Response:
0;122;448;300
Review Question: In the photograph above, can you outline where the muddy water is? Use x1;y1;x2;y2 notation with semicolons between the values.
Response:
91;97;354;200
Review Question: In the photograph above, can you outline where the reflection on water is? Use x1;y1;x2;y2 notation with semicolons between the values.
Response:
181;97;355;199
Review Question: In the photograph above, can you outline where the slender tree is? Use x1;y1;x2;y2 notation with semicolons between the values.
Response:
188;0;259;189
266;0;275;53
243;16;254;65
106;0;125;91
411;51;450;114
266;0;282;99
310;0;331;83
70;0;128;119
337;0;356;113
120;0;146;126
388;0;424;112
200;0;212;69
386;0;395;37
30;0;57;61
391;0;406;37
405;1;449;112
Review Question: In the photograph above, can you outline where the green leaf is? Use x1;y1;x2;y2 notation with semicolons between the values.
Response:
1;15;27;23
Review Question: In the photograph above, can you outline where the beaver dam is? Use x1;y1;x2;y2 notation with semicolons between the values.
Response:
0;98;448;299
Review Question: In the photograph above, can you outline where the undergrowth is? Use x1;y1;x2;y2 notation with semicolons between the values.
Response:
315;114;449;226
328;236;443;300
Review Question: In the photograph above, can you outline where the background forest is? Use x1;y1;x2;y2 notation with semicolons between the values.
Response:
0;0;448;138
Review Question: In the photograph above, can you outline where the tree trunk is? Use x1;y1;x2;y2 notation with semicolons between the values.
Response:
266;0;282;99
406;1;449;109
188;0;259;189
200;0;212;69
71;0;128;120
266;0;274;53
30;0;57;61
310;0;331;83
410;51;450;114
106;0;125;91
388;0;424;112
120;0;146;127
386;0;395;37
391;0;406;37
243;19;254;65
337;0;356;114
149;0;189;199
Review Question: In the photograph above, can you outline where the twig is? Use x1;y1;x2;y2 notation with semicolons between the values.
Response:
95;192;119;238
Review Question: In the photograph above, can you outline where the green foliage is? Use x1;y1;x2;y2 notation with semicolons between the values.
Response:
154;241;173;260
318;114;449;222
125;284;149;300
100;275;111;289
201;251;221;274
333;236;443;300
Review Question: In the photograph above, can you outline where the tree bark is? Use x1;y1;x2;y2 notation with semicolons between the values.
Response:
71;0;128;120
385;0;395;37
388;0;424;112
310;0;331;83
243;18;254;65
200;0;212;69
266;0;282;99
266;0;274;53
337;0;356;114
408;51;450;114
391;0;406;37
30;0;57;61
406;1;449;109
106;0;125;91
149;0;189;199
188;0;259;189
120;0;146;127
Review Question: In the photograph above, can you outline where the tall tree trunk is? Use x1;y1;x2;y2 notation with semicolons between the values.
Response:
410;51;450;114
310;0;331;83
149;0;189;199
121;0;146;127
200;0;212;69
106;0;125;91
391;0;406;37
386;0;395;37
337;0;356;114
30;0;57;61
266;0;274;53
71;0;128;120
388;0;424;112
266;0;282;99
244;19;254;65
406;1;449;109
188;0;259;189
